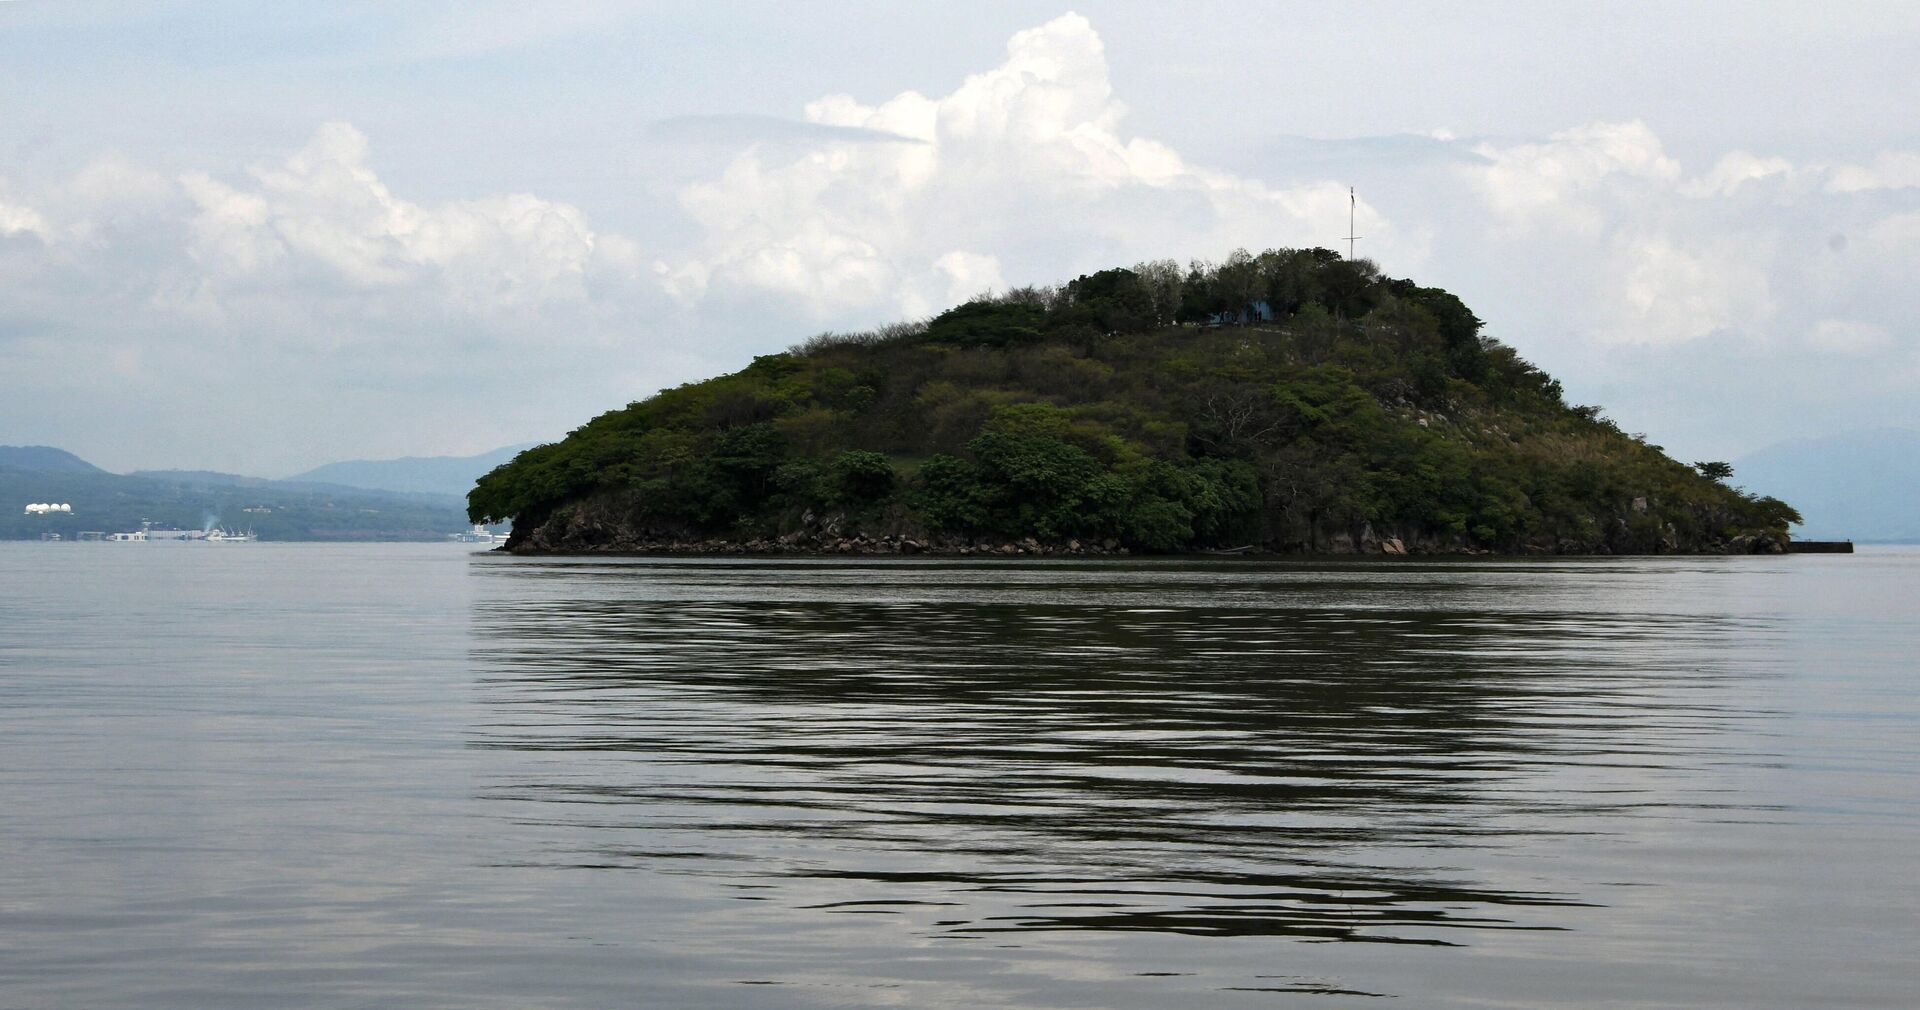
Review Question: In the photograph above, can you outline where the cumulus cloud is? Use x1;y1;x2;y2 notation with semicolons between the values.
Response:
4;10;1920;472
1470;120;1679;235
1825;151;1920;193
0;176;52;240
0;200;49;240
1608;233;1774;345
0;122;681;472
174;122;625;321
1684;151;1796;197
1456;120;1920;357
663;13;1382;320
0;121;666;360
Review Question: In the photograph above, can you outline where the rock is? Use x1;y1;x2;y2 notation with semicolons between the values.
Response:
1631;496;1649;514
1381;537;1406;555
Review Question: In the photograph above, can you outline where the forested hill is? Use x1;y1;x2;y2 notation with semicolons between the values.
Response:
472;248;1799;555
0;445;104;474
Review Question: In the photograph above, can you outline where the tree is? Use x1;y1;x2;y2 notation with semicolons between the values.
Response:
1057;268;1154;334
1131;258;1185;326
922;300;1046;347
1216;248;1264;320
472;246;1805;556
1316;257;1382;319
1693;461;1734;482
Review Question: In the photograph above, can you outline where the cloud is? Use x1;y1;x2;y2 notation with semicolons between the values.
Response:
0;199;49;240
1455;122;1920;355
1470;120;1679;235
0;121;665;361
1460;122;1778;348
1608;233;1773;345
663;12;1383;320
1684;151;1796;197
1808;319;1892;353
0;122;679;472
4;11;1920;473
175;122;620;320
1825;151;1920;193
0;176;52;240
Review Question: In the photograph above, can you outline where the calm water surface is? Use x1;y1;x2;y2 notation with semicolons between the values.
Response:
1;543;1915;1007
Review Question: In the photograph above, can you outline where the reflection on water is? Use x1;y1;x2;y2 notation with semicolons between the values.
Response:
5;546;1915;1009
469;560;1778;953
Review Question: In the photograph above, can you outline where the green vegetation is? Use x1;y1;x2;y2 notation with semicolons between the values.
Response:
472;248;1800;554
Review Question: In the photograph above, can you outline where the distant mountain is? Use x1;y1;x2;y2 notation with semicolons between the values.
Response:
286;444;537;499
1;466;472;541
1734;429;1920;542
130;468;459;504
0;445;105;474
128;469;266;487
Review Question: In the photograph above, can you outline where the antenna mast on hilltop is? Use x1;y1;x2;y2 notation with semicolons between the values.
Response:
1345;186;1362;261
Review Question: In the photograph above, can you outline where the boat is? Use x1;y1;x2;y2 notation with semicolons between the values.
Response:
451;524;509;544
203;528;257;542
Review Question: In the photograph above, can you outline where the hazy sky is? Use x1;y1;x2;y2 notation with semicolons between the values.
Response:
3;2;1917;475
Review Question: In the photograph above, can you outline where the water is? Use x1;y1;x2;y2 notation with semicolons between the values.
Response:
2;544;1915;1008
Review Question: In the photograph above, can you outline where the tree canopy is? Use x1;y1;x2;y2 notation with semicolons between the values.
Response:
472;247;1800;554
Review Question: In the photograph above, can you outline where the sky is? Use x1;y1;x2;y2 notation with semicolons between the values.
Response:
2;1;1917;476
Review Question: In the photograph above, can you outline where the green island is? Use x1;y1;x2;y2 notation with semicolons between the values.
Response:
471;249;1799;556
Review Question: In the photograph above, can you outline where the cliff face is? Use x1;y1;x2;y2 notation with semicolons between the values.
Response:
476;250;1799;556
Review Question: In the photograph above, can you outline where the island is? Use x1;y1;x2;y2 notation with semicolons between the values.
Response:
471;248;1799;556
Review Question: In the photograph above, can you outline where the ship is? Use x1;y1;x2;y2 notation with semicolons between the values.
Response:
203;528;257;542
451;524;509;544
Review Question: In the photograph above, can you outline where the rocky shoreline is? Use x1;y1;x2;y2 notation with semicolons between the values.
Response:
500;491;1787;557
504;514;1787;560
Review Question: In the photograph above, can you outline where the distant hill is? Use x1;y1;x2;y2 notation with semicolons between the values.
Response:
1734;429;1920;542
286;444;538;499
2;466;472;541
0;445;105;474
128;469;271;487
130;468;464;507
